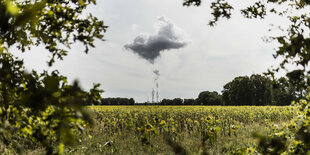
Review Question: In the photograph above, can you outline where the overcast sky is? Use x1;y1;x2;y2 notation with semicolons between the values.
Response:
11;0;290;102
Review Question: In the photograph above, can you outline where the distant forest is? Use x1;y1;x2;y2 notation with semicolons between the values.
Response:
89;74;304;106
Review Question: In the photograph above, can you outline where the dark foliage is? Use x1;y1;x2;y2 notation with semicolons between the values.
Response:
0;0;106;154
100;98;135;105
222;75;272;106
197;91;223;105
222;74;300;106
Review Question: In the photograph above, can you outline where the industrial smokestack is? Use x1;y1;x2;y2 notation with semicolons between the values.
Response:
151;70;160;104
156;91;159;103
152;89;154;103
156;82;159;103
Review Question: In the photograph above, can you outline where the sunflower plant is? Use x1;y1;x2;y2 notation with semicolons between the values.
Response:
200;115;220;146
251;95;310;154
138;123;158;146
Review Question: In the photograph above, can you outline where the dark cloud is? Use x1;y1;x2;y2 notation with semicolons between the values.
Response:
124;16;188;63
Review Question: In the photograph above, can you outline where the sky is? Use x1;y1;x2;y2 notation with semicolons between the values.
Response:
11;0;290;102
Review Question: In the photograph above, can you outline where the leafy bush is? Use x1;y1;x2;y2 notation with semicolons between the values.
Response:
0;52;103;154
0;0;106;153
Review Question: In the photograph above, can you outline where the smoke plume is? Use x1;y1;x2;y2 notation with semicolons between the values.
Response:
153;70;160;76
124;16;188;63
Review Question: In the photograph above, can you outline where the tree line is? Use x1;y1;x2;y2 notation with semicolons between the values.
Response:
100;98;135;105
222;74;300;106
89;74;303;106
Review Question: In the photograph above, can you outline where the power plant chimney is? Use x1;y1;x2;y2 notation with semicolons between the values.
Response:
152;70;160;104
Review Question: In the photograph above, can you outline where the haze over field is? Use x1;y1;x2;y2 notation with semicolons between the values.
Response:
11;0;289;102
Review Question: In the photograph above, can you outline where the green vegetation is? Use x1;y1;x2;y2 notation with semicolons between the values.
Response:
223;74;300;106
60;106;295;154
100;98;135;106
0;0;105;154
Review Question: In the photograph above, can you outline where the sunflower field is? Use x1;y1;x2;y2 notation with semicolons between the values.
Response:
58;106;297;154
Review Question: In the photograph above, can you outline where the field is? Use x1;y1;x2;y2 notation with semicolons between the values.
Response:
58;106;296;154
